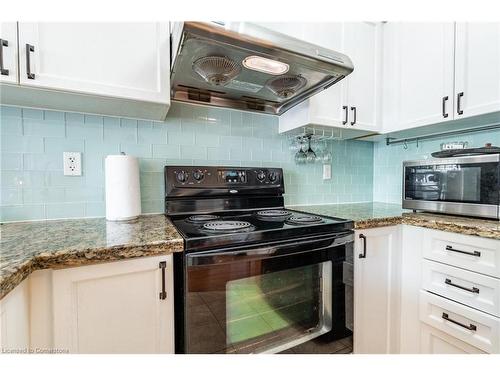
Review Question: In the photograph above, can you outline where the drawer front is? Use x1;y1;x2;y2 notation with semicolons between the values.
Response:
419;291;500;353
420;323;486;354
422;229;500;278
422;259;500;317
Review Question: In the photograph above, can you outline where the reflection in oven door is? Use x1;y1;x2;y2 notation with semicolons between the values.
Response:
176;234;353;354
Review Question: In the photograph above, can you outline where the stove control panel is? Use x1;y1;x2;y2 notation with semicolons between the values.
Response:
165;166;284;194
219;169;247;184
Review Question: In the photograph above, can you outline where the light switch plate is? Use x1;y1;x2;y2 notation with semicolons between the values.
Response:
63;152;82;176
323;164;331;180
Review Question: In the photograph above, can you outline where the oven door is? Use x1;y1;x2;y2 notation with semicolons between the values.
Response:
179;232;353;354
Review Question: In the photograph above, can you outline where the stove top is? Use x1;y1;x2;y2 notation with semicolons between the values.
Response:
169;208;353;252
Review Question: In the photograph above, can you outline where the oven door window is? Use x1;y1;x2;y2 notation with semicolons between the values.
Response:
185;240;345;354
225;262;331;352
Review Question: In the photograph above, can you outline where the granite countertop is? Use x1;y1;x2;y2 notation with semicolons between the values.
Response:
0;215;183;300
2;203;499;300
291;202;500;240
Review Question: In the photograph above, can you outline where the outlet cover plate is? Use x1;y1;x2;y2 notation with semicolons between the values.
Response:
322;164;331;180
63;152;82;176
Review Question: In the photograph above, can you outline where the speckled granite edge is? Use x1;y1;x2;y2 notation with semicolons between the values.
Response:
354;215;500;240
1;215;184;300
0;241;183;300
291;203;500;240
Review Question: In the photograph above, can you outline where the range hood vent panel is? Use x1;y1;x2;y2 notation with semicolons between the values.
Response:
171;22;354;115
192;56;241;86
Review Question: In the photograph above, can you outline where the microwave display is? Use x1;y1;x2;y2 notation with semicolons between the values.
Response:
404;162;499;205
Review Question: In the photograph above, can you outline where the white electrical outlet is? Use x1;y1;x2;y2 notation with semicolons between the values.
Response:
323;164;332;180
63;152;82;176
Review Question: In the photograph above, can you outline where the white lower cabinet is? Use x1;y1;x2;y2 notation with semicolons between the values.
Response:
353;226;401;354
52;255;174;354
0;255;174;354
398;225;500;354
0;279;30;353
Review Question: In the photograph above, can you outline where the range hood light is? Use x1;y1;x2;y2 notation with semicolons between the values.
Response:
242;56;289;75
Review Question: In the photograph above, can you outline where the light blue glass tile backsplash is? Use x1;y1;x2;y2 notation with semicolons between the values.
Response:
373;128;500;203
0;103;374;222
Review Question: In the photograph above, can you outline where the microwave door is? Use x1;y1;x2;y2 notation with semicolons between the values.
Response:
444;168;481;202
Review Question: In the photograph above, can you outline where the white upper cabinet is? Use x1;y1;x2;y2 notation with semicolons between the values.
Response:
382;22;455;132
342;22;380;130
304;23;347;129
17;22;170;104
454;22;500;119
260;22;381;137
0;23;19;84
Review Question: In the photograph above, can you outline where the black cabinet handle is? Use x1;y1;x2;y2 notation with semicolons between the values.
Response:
0;39;9;76
358;233;367;259
350;106;357;126
342;105;348;125
442;312;477;331
445;245;481;257
159;261;167;300
442;96;449;118
445;278;480;294
26;43;35;79
457;92;464;115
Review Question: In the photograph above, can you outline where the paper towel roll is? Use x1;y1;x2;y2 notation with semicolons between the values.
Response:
105;155;141;221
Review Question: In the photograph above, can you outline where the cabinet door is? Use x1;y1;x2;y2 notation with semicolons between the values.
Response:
420;324;485;354
306;23;347;128
354;226;401;354
0;279;30;352
17;23;170;104
454;22;500;119
384;23;455;132
52;255;174;354
0;22;18;84
343;22;380;130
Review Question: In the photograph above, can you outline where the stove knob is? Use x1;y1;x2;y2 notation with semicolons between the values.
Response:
176;170;189;183
256;170;266;182
268;171;278;183
193;169;204;182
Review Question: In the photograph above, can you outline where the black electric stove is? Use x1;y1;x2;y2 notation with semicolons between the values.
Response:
165;166;354;354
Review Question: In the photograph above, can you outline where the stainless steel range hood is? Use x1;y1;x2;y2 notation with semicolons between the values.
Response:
170;22;354;115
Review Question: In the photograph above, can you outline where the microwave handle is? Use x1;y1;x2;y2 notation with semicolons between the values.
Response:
187;232;353;265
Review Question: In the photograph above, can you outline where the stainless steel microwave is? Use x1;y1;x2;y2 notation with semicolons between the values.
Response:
403;154;500;220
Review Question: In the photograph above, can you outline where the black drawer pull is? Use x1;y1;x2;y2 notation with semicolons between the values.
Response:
442;96;449;118
350;106;357;126
442;312;477;331
457;92;464;115
342;105;348;125
358;233;367;259
0;39;9;76
159;261;167;300
445;278;480;294
445;245;481;257
26;43;35;79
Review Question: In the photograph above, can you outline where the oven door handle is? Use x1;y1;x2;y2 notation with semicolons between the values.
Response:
187;232;354;265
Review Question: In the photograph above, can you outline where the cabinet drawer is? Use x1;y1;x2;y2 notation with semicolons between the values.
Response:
422;259;500;317
419;291;500;353
422;229;500;278
420;323;486;354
